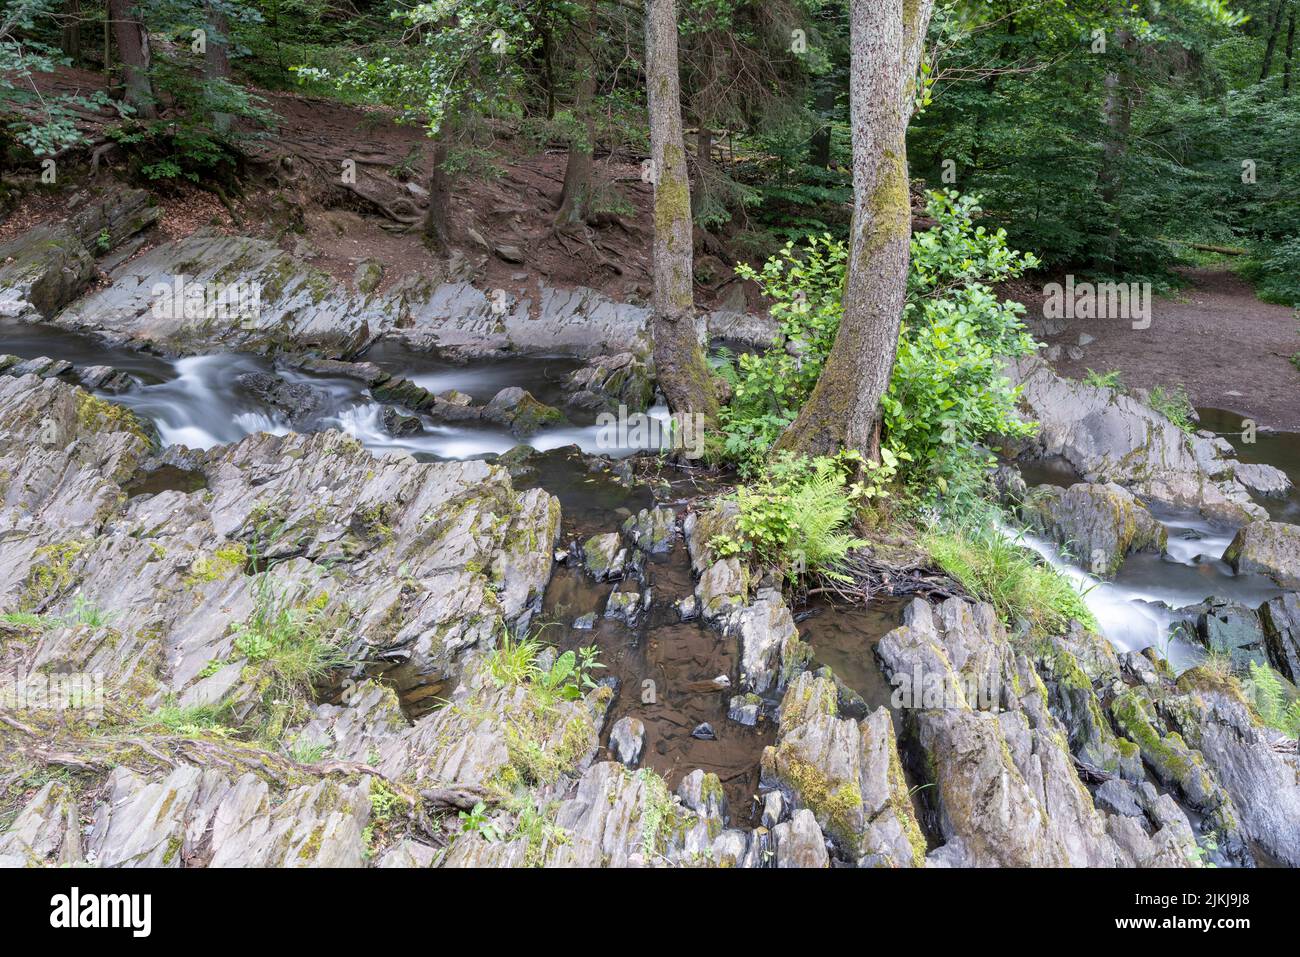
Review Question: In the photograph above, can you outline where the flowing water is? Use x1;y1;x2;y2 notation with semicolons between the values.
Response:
1009;419;1298;671
1;323;673;460
4;321;1298;807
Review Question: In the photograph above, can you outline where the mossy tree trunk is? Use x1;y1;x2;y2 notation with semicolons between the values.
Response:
1262;0;1284;80
645;0;718;424
1097;28;1136;267
556;0;598;226
108;0;156;118
778;0;934;459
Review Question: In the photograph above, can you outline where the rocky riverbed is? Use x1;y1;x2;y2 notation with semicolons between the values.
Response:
2;196;1299;868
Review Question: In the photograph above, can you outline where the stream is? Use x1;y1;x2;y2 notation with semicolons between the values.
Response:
3;322;1298;818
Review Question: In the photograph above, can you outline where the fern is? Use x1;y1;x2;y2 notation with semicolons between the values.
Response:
1247;661;1287;730
785;459;867;580
1284;700;1300;738
728;452;875;583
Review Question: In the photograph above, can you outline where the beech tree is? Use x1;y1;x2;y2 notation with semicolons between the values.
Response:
644;0;718;424
779;0;934;458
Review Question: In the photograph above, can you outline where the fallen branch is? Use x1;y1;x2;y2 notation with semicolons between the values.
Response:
1159;237;1247;256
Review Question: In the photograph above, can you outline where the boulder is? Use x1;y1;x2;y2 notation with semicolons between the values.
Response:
622;506;676;554
581;532;627;581
482;387;567;437
771;810;831;868
1170;598;1270;671
0;186;159;320
563;353;655;412
1108;687;1251;865
235;371;322;427
1022;482;1165;576
609;716;646;767
51;233;377;356
1222;521;1300;588
605;590;642;625
1008;356;1265;523
760;672;926;867
1165;670;1300;866
1259;592;1300;683
1234;462;1293;499
875;598;1158;867
0;374;561;708
729;588;809;695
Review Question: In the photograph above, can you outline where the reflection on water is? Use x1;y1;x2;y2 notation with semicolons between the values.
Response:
1197;407;1300;524
545;556;775;825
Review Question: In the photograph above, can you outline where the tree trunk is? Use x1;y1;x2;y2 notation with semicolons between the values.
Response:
108;0;155;118
204;1;232;133
645;0;718;423
808;80;836;168
691;125;713;217
555;0;597;226
1262;0;1284;80
109;3;154;117
61;0;82;61
541;28;556;119
422;121;454;252
778;0;934;459
1284;5;1296;94
1097;29;1136;268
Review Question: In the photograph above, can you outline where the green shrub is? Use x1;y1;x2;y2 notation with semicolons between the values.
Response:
484;630;604;705
232;575;347;739
720;233;847;471
1082;368;1124;391
1147;384;1197;435
1238;236;1300;308
717;191;1038;502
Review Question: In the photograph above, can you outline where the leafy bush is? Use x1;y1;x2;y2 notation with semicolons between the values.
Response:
484;631;604;705
0;0;121;156
718;191;1039;505
719;233;846;470
1238;236;1300;308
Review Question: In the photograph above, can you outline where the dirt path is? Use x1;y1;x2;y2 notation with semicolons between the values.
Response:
1023;267;1300;432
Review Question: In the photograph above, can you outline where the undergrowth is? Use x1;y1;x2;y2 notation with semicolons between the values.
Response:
921;522;1099;636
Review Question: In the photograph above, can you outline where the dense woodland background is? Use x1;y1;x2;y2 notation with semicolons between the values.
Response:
3;0;1298;300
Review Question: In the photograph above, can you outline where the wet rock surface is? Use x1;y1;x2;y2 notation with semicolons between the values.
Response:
2;295;1297;869
1022;481;1166;576
1009;356;1266;523
1222;521;1300;588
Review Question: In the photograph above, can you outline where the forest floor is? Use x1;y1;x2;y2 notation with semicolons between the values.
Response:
6;66;1298;429
5;66;743;311
1018;268;1300;432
